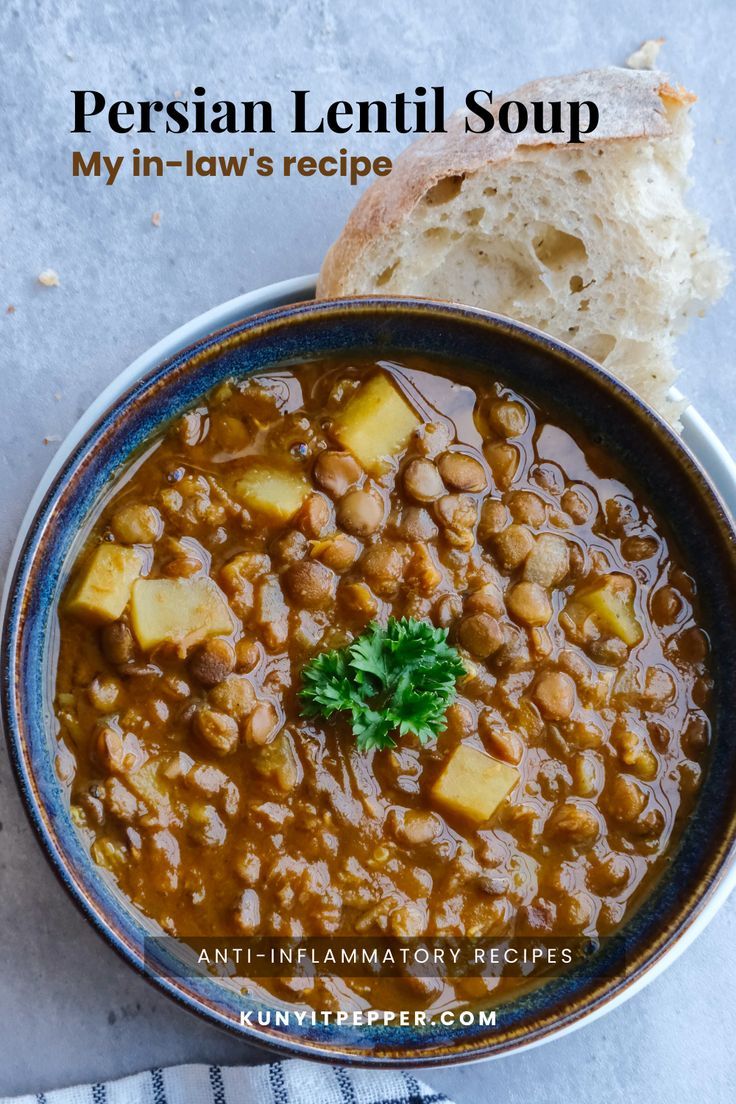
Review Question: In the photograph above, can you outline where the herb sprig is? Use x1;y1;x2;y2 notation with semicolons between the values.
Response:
299;617;466;751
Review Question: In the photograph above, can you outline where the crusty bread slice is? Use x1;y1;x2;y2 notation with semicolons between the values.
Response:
318;67;729;422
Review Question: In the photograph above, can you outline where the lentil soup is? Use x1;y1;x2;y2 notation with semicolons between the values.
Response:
54;356;711;1014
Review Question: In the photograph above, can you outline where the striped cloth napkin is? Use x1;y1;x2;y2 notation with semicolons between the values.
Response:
2;1061;455;1104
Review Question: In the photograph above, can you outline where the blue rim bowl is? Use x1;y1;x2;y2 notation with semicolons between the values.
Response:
3;296;736;1066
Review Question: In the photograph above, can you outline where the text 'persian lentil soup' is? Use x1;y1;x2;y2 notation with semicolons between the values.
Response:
54;356;711;1014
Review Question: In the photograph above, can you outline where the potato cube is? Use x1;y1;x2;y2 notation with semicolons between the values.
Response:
236;465;310;522
130;576;233;651
332;372;420;473
125;759;173;827
577;574;642;646
67;544;142;625
251;731;300;792
127;758;167;804
431;744;519;823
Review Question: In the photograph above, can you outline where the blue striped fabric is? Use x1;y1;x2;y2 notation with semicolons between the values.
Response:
0;1061;455;1104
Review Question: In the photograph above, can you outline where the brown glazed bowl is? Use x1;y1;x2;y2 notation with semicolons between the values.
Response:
3;295;736;1066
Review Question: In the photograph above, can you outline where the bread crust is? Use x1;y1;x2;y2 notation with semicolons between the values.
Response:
318;67;693;297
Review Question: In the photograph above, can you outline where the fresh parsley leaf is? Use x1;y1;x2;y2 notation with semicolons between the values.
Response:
298;649;354;718
299;616;466;751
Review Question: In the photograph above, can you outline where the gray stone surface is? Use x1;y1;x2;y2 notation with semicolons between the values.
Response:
1;0;735;1099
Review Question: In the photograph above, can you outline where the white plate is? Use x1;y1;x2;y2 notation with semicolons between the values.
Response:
4;275;736;1059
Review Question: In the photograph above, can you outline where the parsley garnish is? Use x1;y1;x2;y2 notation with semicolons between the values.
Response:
299;617;466;751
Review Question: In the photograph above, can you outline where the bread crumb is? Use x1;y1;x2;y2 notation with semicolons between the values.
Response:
54;391;62;401
6;305;15;314
151;211;162;227
38;269;60;287
627;38;664;70
657;80;696;106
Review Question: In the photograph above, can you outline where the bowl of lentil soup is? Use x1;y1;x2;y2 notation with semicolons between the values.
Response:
4;295;736;1066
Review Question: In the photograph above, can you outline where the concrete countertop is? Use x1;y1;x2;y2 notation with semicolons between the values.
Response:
1;0;735;1099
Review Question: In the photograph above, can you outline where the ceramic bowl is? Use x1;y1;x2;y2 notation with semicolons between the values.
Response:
4;295;736;1067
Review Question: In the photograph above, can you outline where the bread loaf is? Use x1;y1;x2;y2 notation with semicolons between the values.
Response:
318;67;729;421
